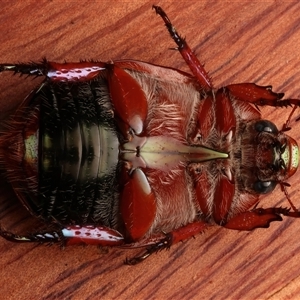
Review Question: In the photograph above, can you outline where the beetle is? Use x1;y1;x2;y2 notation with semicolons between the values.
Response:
0;5;300;265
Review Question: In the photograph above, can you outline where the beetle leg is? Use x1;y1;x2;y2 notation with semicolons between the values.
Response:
107;64;148;136
0;59;107;82
0;225;124;246
61;226;124;246
0;227;62;243
126;221;208;265
0;61;47;77
223;207;300;231
153;5;212;91
125;234;172;265
120;168;157;241
227;83;300;108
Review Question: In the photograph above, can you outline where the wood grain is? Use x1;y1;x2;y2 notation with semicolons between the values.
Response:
1;1;300;299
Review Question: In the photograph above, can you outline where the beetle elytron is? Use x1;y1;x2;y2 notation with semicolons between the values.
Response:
0;6;300;264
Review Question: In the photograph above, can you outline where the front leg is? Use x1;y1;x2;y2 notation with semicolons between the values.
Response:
227;83;300;108
224;207;300;231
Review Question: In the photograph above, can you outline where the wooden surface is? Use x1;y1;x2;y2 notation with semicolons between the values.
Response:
1;1;300;299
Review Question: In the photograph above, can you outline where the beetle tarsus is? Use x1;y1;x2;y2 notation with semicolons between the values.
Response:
125;251;152;265
153;5;185;50
0;61;47;77
153;5;212;90
0;227;32;242
125;234;172;265
0;226;62;243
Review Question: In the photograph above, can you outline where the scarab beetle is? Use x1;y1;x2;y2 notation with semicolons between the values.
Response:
0;6;300;265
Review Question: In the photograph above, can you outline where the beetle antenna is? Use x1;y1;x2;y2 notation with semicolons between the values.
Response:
281;105;298;132
280;182;298;212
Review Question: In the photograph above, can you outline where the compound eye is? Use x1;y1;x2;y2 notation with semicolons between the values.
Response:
253;180;277;194
255;120;278;134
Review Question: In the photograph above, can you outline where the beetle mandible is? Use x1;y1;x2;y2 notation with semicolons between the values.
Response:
0;6;300;265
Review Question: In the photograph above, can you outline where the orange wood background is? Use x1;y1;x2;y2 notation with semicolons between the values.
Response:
1;1;300;299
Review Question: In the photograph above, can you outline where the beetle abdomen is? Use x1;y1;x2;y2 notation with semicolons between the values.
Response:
1;78;121;228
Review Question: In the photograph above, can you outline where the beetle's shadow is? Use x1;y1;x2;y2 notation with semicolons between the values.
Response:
0;75;44;235
0;172;45;237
